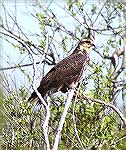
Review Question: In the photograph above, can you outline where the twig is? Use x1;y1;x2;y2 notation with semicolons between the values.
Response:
41;31;51;150
0;61;40;71
110;134;126;146
92;1;107;25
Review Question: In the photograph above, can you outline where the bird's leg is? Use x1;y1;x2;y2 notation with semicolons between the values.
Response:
73;88;81;100
72;82;81;100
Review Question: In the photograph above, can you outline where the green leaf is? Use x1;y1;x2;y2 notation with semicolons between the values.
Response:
91;4;97;15
119;38;122;46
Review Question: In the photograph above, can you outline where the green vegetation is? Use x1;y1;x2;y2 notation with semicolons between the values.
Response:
1;0;126;149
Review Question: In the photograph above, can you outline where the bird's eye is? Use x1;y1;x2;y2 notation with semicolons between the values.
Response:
86;41;91;44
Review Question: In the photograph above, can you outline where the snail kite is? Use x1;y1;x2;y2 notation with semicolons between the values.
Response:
28;38;94;103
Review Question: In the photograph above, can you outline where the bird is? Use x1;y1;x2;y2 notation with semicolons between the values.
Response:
28;38;94;104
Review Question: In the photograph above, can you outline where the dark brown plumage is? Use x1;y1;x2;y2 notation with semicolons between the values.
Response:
28;38;94;103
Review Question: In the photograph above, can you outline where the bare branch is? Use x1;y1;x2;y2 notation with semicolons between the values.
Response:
92;2;107;25
53;89;75;150
31;30;51;150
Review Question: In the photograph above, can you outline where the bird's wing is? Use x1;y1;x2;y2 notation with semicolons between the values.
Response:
38;52;88;93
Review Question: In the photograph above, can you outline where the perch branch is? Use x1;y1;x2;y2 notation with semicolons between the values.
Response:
52;89;75;150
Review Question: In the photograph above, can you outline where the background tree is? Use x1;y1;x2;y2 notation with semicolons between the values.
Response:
1;0;126;149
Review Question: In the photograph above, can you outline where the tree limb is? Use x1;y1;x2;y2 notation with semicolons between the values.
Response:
52;89;75;150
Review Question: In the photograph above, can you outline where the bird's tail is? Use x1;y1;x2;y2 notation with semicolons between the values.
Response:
28;91;38;102
28;87;46;104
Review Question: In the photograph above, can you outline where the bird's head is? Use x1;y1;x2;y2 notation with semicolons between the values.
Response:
78;38;95;52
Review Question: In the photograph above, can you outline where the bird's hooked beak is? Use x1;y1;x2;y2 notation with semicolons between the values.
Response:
91;43;95;48
85;38;95;48
91;43;95;50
